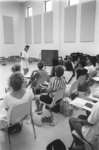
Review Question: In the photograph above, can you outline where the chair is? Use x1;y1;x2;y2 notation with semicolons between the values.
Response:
69;130;94;150
42;89;65;119
5;100;36;149
64;71;74;84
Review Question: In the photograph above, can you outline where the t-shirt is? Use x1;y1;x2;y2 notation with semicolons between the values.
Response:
48;76;67;92
82;102;99;142
37;70;49;87
3;89;34;122
85;65;96;75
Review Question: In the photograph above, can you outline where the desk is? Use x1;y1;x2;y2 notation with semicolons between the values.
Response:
70;97;95;112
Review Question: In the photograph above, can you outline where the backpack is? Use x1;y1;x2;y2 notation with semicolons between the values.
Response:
46;139;66;150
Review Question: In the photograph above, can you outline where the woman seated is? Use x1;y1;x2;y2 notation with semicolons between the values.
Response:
0;72;34;129
36;65;67;114
69;68;90;99
85;56;96;77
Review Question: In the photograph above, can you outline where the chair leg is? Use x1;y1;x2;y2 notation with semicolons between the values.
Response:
30;114;36;139
8;133;11;150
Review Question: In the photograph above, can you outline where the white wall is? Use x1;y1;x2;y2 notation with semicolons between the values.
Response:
0;2;25;57
24;0;99;59
59;0;98;57
24;0;60;58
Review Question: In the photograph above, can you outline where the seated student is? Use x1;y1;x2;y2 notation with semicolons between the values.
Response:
95;55;99;77
85;56;96;77
0;72;34;129
69;101;99;143
37;65;67;113
5;64;22;93
11;64;21;73
64;56;75;75
27;61;49;94
69;68;90;98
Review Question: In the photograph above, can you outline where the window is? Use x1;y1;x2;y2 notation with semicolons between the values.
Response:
26;7;33;17
66;0;79;7
45;0;52;12
70;0;79;6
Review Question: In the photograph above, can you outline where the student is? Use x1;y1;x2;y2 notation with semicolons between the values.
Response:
69;101;99;143
85;56;96;77
0;73;34;129
11;64;21;73
36;65;67;114
20;45;30;75
69;68;90;98
27;61;49;94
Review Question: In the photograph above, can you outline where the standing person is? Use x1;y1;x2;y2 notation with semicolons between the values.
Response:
20;45;30;75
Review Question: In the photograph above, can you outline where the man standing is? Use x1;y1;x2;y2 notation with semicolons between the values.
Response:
20;45;30;75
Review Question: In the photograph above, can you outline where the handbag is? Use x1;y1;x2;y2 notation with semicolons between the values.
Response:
60;99;73;117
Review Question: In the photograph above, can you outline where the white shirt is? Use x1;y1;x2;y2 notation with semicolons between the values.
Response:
82;102;99;142
21;50;29;69
85;65;96;75
3;89;34;122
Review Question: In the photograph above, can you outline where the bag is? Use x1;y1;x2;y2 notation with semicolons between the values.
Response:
8;123;22;134
46;139;66;150
60;99;73;117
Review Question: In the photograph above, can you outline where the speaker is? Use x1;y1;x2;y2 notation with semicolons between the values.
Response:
41;50;58;66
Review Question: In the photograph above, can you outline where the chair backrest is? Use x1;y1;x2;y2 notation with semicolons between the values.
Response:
64;71;73;84
9;101;31;125
50;89;65;107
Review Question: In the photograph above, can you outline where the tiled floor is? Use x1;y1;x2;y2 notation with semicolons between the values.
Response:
0;62;77;150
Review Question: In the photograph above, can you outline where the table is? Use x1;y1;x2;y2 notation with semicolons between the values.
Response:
70;97;96;112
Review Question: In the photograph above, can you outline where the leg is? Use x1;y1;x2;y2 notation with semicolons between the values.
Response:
69;117;83;137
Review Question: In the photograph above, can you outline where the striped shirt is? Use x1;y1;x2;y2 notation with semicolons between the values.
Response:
48;76;67;92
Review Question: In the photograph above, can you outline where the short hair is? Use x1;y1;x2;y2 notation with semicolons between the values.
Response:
25;45;30;49
76;68;88;79
11;64;21;73
55;65;64;77
9;73;24;91
37;61;44;70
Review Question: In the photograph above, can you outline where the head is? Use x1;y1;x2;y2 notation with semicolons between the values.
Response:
86;56;92;66
37;61;44;70
11;64;21;73
55;65;64;78
24;45;30;52
9;73;24;91
76;68;88;80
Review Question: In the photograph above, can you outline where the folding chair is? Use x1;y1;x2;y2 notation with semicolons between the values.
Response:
5;100;36;149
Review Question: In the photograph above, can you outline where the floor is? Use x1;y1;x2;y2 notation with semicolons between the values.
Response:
0;62;79;150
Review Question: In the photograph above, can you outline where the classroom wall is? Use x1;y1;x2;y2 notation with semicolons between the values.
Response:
0;2;25;57
24;0;99;59
59;0;98;57
24;0;60;58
